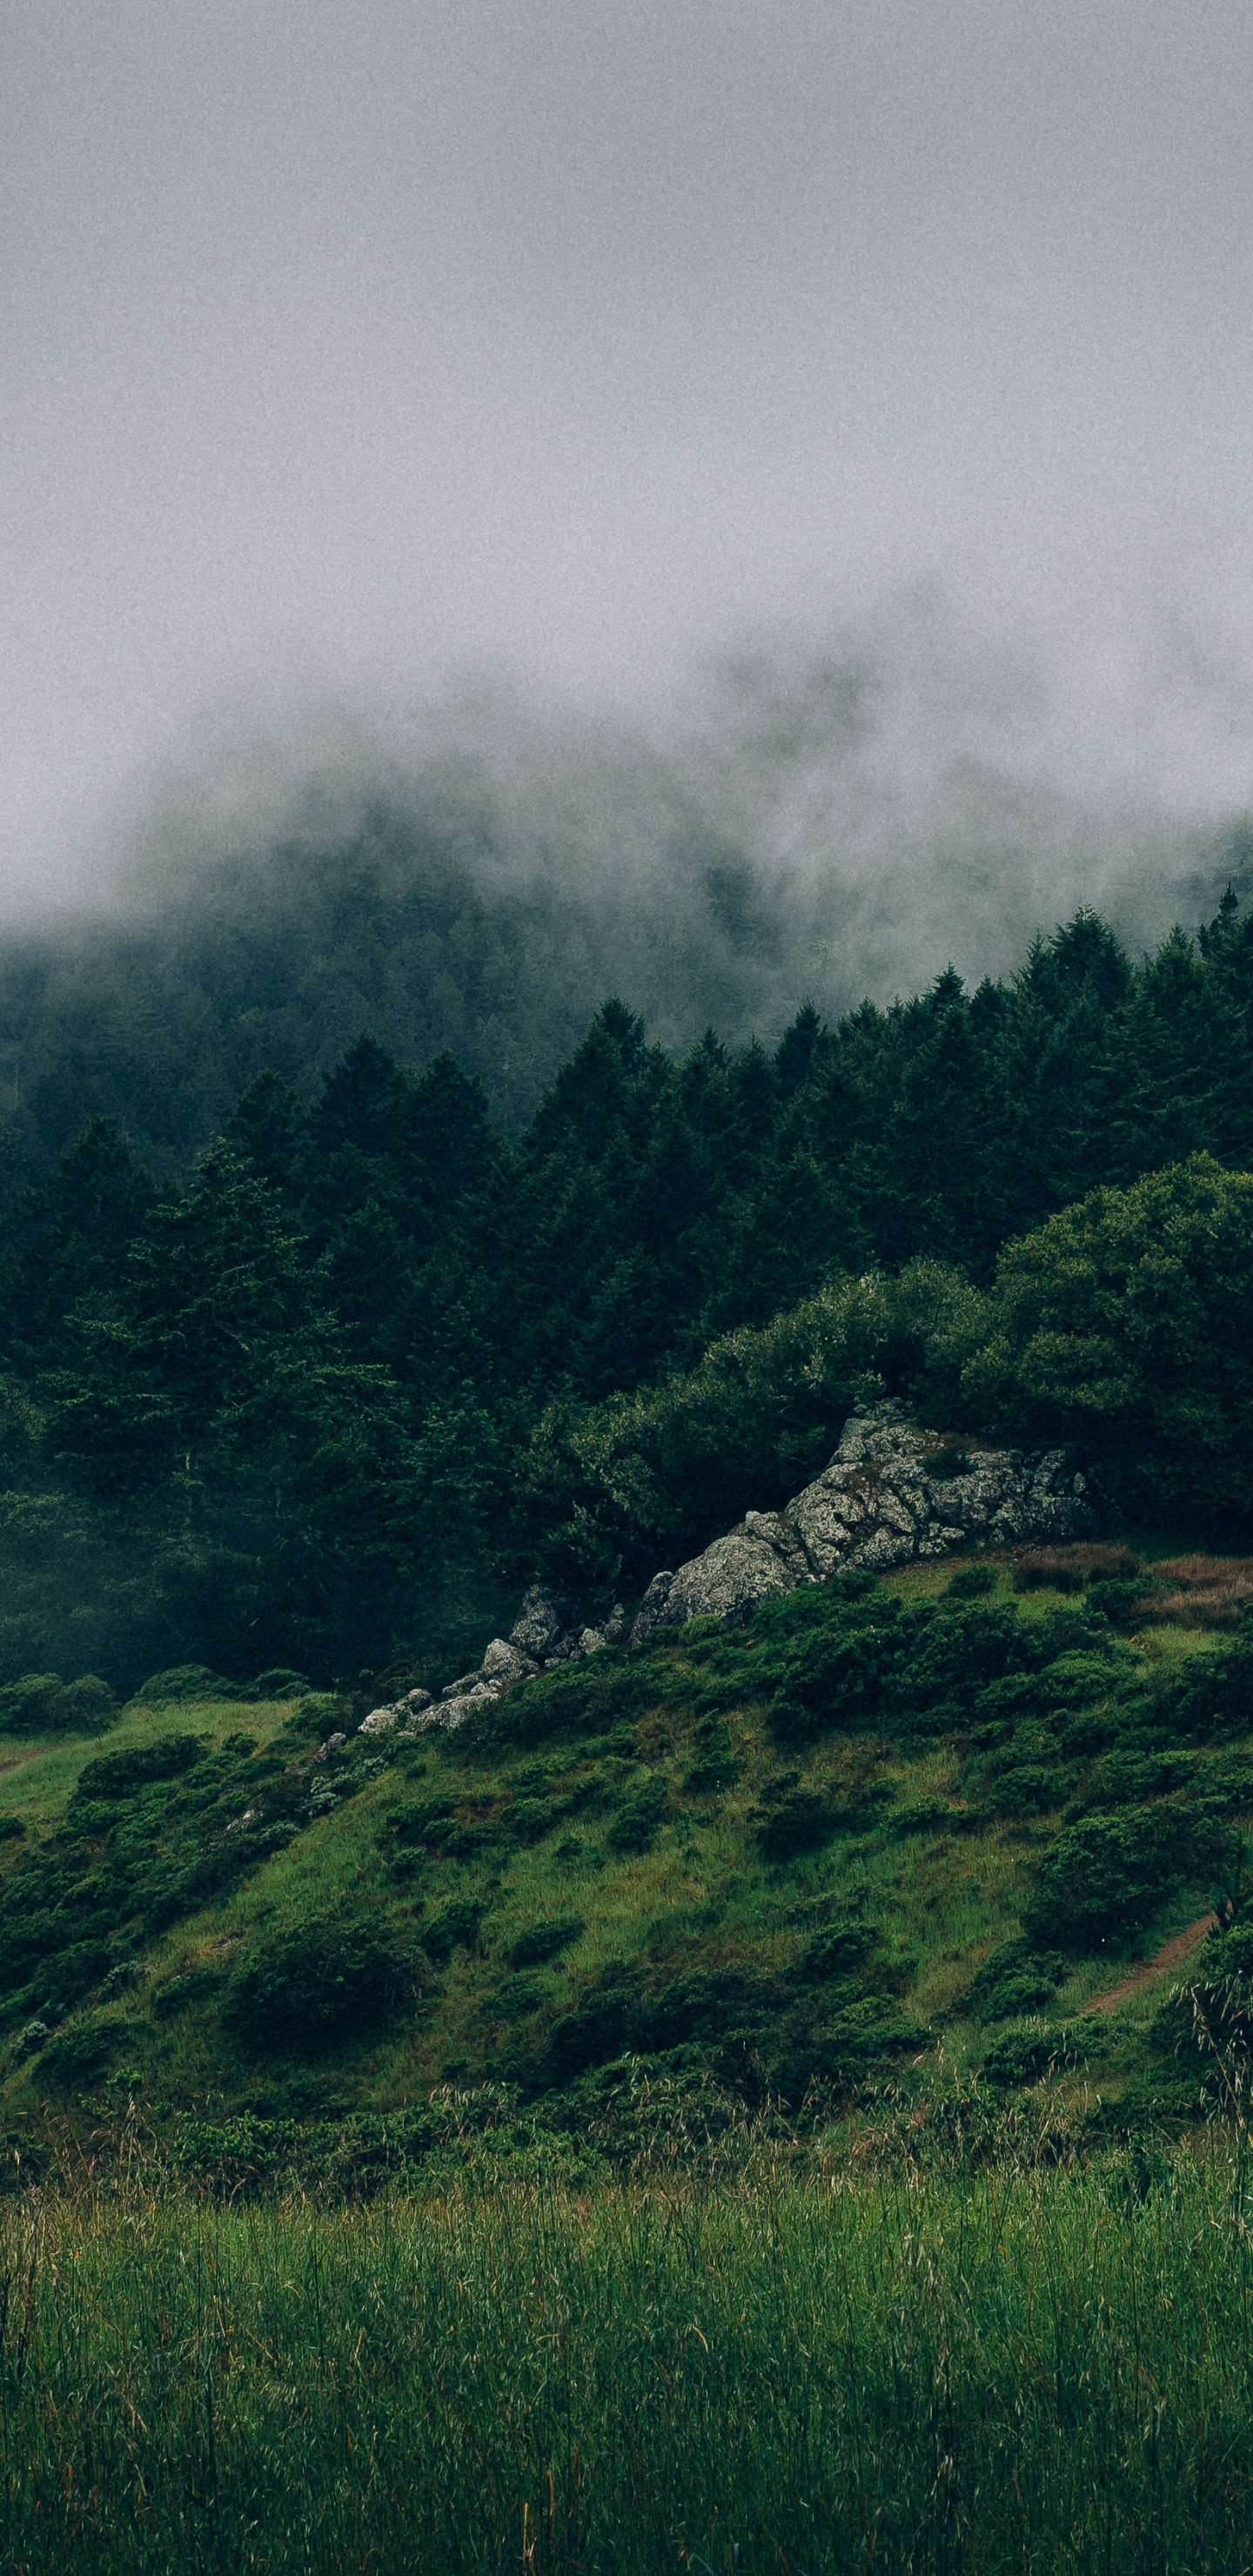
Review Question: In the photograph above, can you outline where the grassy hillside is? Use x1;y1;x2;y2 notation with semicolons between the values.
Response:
0;1540;1249;2181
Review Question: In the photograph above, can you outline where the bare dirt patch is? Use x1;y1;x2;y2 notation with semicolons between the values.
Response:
1090;1912;1218;2015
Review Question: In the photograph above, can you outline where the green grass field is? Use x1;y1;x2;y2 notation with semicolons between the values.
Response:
2;2150;1253;2573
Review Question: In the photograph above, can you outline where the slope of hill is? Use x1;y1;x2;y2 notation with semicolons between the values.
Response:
1;1534;1248;2180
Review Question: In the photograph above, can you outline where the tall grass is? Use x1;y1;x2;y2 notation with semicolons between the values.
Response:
0;2150;1251;2572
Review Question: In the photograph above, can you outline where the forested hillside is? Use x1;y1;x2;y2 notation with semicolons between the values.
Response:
1;895;1253;1689
3;885;1253;2182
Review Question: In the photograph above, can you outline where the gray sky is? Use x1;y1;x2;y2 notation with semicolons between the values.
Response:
4;0;1253;905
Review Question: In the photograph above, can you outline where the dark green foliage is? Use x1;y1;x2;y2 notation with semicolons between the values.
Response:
152;1967;224;2019
9;892;1253;1689
419;1901;486;1962
605;1778;670;1855
967;1157;1253;1529
1026;1809;1188;1951
72;1735;203;1801
982;2023;1067;2087
962;1942;1062;2023
683;1717;741;1792
754;1783;836;1863
133;1667;232;1705
224;1915;416;2053
37;2010;123;2087
506;1916;585;1969
1166;1638;1253;1742
798;1920;874;1979
946;1562;996;1600
0;1673;116;1734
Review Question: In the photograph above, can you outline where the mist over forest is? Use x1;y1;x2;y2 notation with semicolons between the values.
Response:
4;593;1253;1184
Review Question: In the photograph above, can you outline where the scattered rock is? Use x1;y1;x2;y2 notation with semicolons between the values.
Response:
358;1707;399;1734
407;1405;1096;1707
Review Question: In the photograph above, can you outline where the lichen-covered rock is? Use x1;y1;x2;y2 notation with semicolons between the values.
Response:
480;1637;539;1685
628;1401;1095;1643
358;1706;399;1734
509;1587;574;1660
635;1527;801;1638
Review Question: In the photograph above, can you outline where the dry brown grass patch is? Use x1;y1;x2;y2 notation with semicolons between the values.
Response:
1142;1555;1253;1628
1013;1543;1144;1594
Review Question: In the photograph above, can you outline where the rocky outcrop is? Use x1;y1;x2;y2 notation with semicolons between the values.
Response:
629;1403;1095;1640
347;1402;1096;1736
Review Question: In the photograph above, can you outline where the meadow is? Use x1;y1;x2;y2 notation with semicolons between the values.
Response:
1;2147;1252;2573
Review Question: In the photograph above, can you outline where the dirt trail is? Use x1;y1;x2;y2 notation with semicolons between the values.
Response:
1090;1913;1218;2015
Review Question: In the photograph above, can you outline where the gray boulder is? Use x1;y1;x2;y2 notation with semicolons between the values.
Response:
480;1636;539;1685
632;1527;798;1640
629;1401;1095;1642
508;1587;572;1660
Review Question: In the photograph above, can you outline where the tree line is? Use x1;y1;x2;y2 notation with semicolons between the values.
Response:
3;893;1253;1691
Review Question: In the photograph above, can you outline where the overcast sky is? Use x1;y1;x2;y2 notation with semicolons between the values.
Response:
4;0;1253;901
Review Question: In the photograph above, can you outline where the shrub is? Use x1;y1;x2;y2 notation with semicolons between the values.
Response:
606;1779;670;1855
506;1916;586;1969
152;1966;224;2018
224;1914;415;2053
982;2022;1063;2086
419;1901;486;1963
73;1734;202;1801
962;1942;1062;2023
0;1672;115;1734
515;1260;988;1595
754;1787;835;1863
131;1666;231;1706
946;1564;996;1600
990;1764;1068;1816
799;1922;873;1979
1167;1640;1253;1742
37;2011;122;2086
491;1973;551;2022
1026;1808;1180;1950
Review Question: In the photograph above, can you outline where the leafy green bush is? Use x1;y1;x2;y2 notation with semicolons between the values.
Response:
131;1666;231;1706
506;1916;585;1969
605;1779;670;1855
515;1261;987;1593
37;2011;123;2086
946;1564;996;1600
754;1786;835;1863
419;1901;486;1963
961;1942;1062;2023
1026;1809;1182;1951
982;2023;1063;2086
224;1915;416;2054
73;1734;202;1801
0;1671;116;1734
